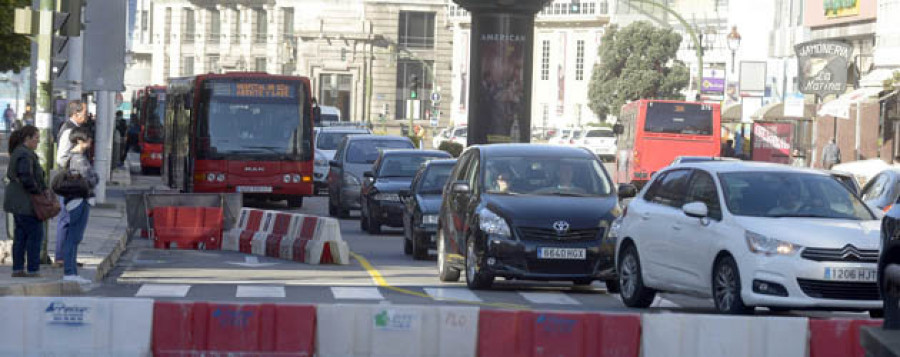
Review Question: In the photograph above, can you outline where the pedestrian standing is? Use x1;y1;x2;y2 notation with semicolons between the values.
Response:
822;138;841;170
59;127;97;283
3;104;15;132
3;125;46;277
54;100;87;268
115;110;127;167
721;139;736;158
312;97;322;125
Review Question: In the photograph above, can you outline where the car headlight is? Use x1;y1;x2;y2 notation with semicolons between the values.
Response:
206;173;216;182
343;172;361;186
216;173;225;182
745;231;800;256
422;214;439;225
479;208;511;238
374;193;400;202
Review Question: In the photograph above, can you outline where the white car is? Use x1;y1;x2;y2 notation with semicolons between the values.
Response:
548;129;572;145
577;128;617;161
613;161;882;316
313;127;371;192
432;128;450;149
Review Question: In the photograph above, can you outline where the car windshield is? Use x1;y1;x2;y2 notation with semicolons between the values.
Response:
345;140;414;164
418;164;454;194
719;171;875;220
483;157;612;196
318;132;363;150
379;155;447;178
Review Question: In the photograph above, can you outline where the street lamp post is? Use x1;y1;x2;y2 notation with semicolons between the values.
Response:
727;26;741;74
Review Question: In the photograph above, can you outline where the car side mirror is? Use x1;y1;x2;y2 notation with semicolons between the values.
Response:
329;160;341;168
683;202;709;218
613;123;624;135
618;183;638;199
451;181;471;194
363;171;374;178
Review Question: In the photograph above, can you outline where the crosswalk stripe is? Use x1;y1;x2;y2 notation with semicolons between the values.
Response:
518;291;581;305
135;284;191;297
330;287;385;300
236;286;286;298
424;287;483;303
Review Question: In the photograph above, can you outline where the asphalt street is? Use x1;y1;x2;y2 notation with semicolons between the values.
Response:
85;168;869;317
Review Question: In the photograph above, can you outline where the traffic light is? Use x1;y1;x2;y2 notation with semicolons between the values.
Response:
58;0;83;37
409;74;420;99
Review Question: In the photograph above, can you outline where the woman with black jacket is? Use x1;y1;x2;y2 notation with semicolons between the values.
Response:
3;125;46;277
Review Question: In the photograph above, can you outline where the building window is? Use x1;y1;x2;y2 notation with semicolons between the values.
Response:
231;9;240;44
182;56;194;76
595;1;605;14
164;8;171;44
576;40;585;81
398;11;435;48
182;9;194;44
541;40;550;80
141;10;148;31
255;9;267;44
208;9;220;44
255;57;267;72
395;59;434;119
207;55;220;73
320;73;353;121
282;8;294;37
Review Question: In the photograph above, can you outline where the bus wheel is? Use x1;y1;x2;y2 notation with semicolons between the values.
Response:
287;197;303;209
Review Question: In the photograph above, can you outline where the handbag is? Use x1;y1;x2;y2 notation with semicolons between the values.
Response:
30;189;61;221
51;161;90;198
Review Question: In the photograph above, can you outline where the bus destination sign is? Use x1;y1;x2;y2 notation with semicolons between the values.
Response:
211;81;294;98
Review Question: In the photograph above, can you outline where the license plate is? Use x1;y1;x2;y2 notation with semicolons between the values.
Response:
538;248;586;260
824;267;877;282
236;186;273;193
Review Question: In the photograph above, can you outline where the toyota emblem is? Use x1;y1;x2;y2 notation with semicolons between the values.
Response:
552;221;570;235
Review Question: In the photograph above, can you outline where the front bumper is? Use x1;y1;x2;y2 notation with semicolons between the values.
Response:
371;201;405;227
477;233;615;281
740;253;882;310
413;224;439;250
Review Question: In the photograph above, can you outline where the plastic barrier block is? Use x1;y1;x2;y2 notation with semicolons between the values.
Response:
477;310;640;357
151;206;223;250
305;240;350;265
224;209;266;251
317;304;478;357
809;318;883;357
250;231;271;256
313;217;342;242
0;297;153;356
153;301;315;356
642;313;807;357
292;239;311;263
265;234;285;258
239;230;256;254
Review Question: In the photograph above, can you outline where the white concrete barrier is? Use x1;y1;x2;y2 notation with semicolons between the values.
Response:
317;304;479;357
306;239;351;265
222;208;267;252
641;312;809;357
0;297;154;356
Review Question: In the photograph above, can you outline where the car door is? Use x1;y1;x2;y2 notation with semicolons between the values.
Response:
456;153;481;254
670;170;726;293
328;138;349;200
404;167;426;238
443;152;474;257
637;168;693;288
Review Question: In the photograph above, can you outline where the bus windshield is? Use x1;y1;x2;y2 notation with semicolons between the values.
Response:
644;102;713;136
199;79;308;160
144;93;165;143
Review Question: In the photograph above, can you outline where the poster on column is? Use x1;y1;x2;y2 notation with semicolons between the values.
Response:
752;122;793;164
472;14;530;144
557;32;566;117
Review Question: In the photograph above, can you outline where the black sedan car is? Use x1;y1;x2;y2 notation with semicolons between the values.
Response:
360;149;452;234
879;202;900;325
401;159;457;260
437;144;622;290
861;168;900;212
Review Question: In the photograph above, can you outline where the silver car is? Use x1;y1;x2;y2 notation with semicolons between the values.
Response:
327;135;415;218
314;127;371;192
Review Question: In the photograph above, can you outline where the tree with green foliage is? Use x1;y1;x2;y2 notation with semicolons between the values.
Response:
0;0;32;73
588;21;689;121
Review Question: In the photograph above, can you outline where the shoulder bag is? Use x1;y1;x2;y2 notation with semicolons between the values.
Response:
11;154;61;220
51;159;90;198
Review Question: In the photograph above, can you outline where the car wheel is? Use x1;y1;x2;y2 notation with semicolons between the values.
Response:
870;309;884;318
366;209;381;234
360;210;369;231
604;279;621;293
712;256;753;315
437;230;460;282
465;239;493;290
286;197;303;209
618;244;656;308
412;232;428;260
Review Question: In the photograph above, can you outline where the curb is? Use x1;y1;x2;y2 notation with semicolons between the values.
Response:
94;229;131;283
0;280;83;296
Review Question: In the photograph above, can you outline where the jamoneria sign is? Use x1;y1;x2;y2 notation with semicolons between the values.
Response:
794;40;852;97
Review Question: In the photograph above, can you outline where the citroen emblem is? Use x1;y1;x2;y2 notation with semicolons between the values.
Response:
552;221;570;235
841;245;861;261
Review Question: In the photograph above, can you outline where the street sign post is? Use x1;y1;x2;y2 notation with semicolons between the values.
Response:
431;92;441;103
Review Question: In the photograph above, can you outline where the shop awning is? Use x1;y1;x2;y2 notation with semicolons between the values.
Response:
817;87;883;119
751;102;818;121
722;103;742;122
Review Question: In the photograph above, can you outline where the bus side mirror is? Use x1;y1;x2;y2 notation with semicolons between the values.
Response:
613;124;624;135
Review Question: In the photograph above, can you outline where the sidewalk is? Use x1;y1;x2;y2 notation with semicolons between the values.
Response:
0;133;133;296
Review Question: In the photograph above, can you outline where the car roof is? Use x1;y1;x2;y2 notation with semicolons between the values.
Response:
475;144;594;158
380;149;451;157
317;127;369;133
345;134;410;142
670;161;831;175
424;159;457;167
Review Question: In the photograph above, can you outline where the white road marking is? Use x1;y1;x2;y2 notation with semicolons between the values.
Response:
331;287;385;300
226;256;281;268
424;287;483;302
135;284;191;297
519;292;581;305
236;285;286;298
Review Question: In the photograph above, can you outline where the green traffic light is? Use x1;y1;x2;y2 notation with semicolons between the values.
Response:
410;91;417;99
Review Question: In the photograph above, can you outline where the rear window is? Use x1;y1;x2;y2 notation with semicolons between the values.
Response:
644;102;713;136
586;130;614;138
345;140;414;164
317;131;365;150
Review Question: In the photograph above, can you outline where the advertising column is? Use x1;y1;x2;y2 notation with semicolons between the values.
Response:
454;0;551;145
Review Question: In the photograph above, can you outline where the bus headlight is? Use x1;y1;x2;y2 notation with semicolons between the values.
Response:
216;173;226;182
292;174;302;183
283;174;292;183
206;173;216;182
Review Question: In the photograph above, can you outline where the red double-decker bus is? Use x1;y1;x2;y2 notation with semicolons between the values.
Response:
137;85;166;174
163;72;314;208
615;100;721;188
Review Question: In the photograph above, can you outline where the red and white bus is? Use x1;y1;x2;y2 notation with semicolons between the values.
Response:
163;72;314;208
138;85;166;174
615;100;721;188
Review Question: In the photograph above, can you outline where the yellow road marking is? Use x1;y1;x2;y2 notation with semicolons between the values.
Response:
350;252;528;310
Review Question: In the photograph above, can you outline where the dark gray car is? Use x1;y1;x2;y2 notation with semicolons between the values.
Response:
327;135;414;218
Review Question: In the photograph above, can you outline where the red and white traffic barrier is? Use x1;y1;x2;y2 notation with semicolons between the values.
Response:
222;208;349;265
